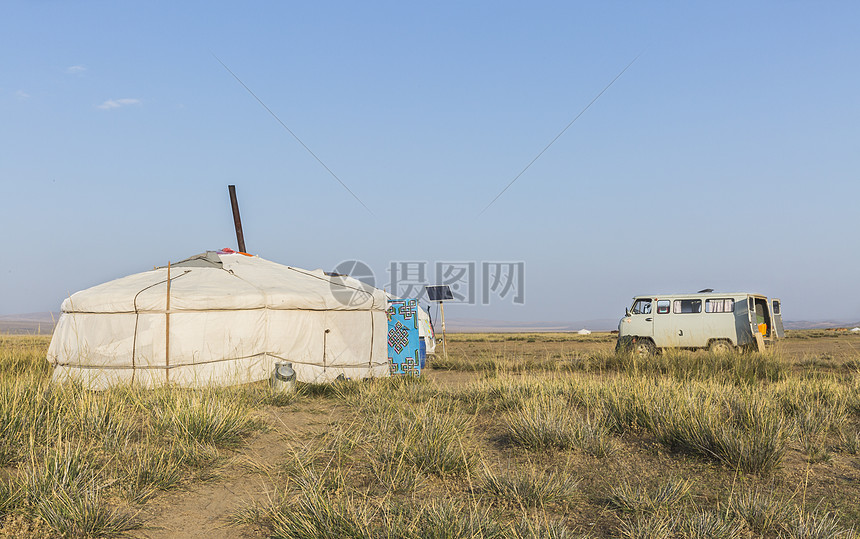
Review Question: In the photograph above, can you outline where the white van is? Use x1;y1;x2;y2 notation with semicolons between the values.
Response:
616;293;784;355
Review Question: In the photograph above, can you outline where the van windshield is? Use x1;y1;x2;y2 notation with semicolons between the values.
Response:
631;299;652;314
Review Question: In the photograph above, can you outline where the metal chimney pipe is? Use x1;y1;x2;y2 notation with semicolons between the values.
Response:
228;185;247;253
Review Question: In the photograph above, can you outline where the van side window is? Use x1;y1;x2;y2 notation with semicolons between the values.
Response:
656;300;670;314
705;299;734;313
673;299;701;314
631;299;652;314
773;301;780;315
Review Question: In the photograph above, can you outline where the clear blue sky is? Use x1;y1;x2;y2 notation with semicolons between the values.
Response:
2;1;858;323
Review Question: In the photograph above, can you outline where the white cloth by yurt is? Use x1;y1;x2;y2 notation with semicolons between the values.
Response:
418;308;437;355
47;251;389;389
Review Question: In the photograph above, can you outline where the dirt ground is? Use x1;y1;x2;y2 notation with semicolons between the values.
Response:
126;332;860;538
127;375;486;538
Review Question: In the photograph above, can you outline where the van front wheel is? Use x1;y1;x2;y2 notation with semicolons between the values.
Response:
709;340;734;355
633;339;656;357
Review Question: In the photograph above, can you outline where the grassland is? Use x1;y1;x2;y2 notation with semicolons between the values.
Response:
0;332;858;538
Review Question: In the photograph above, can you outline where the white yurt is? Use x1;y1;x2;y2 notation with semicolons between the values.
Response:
47;251;389;389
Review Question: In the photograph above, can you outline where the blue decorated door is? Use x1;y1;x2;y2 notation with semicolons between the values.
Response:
386;299;421;376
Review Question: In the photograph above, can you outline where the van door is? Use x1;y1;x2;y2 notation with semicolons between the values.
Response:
624;298;654;340
746;297;759;335
770;299;785;339
747;296;769;350
733;296;755;347
652;299;674;347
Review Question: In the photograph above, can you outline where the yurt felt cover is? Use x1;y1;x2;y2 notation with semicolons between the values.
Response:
47;252;389;389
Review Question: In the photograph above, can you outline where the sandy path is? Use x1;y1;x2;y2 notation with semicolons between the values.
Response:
128;404;335;538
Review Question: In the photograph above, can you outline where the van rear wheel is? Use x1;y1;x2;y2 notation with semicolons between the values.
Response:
709;340;733;354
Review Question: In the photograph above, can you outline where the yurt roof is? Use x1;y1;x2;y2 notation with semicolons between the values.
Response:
61;251;386;314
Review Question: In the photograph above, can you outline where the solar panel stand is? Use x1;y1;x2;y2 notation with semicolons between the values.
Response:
424;286;453;360
440;301;447;360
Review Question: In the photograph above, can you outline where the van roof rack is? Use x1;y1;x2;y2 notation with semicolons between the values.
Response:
697;288;714;293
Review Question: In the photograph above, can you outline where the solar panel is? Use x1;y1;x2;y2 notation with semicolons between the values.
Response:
425;285;454;302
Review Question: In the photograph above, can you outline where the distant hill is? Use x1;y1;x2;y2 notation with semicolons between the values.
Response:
783;320;860;330
0;312;59;335
445;318;621;332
